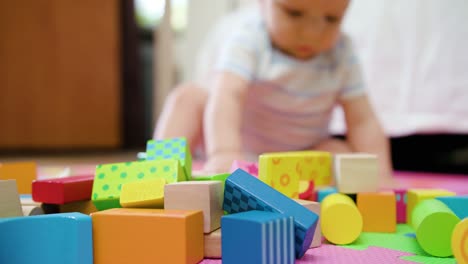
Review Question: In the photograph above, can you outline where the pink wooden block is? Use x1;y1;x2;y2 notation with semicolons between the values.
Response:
229;160;258;177
394;189;407;223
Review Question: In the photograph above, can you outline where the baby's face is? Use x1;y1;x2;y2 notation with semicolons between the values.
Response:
260;0;349;60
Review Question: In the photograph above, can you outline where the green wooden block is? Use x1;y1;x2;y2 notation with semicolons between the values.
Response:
193;173;230;190
146;138;192;179
92;159;186;211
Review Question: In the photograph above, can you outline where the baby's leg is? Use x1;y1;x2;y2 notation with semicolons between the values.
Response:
314;137;353;154
154;83;208;152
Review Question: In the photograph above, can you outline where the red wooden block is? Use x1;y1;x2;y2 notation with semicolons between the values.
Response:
32;175;94;204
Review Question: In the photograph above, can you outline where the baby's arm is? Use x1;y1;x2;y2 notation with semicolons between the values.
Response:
203;71;249;173
341;95;394;184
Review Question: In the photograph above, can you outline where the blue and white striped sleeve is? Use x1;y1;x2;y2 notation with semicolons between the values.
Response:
338;36;366;100
214;26;259;81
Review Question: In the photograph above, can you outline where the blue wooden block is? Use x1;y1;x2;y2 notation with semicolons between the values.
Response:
317;187;337;203
436;195;468;219
0;213;92;264
222;210;294;264
223;169;318;258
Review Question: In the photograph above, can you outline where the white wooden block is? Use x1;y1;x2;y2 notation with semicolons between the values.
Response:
0;180;23;217
294;199;321;248
334;154;379;193
164;181;223;233
204;228;221;258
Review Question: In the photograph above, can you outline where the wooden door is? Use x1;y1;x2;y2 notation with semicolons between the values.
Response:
0;0;121;149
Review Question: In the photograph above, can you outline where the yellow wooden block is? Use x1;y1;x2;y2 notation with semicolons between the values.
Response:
120;178;166;208
321;193;362;245
452;218;468;264
0;162;37;194
357;192;396;233
259;151;332;198
91;208;204;264
294;199;321;248
204;228;221;258
407;189;455;227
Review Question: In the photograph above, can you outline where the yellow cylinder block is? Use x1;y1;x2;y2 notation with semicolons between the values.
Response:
321;193;363;245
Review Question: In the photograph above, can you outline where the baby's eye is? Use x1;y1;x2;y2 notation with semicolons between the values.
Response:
325;15;340;23
285;8;303;18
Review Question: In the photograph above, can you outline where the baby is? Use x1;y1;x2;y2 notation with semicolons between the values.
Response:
155;0;394;185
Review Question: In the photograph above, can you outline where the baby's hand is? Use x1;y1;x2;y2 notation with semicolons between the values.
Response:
203;151;245;174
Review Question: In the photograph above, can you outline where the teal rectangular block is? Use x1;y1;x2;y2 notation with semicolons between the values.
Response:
0;213;92;264
146;137;192;179
436;195;468;219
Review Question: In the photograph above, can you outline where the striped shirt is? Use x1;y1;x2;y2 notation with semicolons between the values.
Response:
213;11;366;156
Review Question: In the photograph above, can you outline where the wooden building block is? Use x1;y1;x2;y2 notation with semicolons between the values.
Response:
22;205;44;216
92;159;186;211
321;193;363;245
259;151;332;198
229;160;258;177
19;194;43;216
0;213;92;264
436;195;468;220
42;200;98;215
294;199;321;248
120;178;166;208
0;161;37;194
0;180;23;217
224;169;319;258
204;228;221;258
165;181;223;233
394;189;407;223
32;174;94;204
334;154;379;194
221;210;294;264
317;187;337;203
298;180;314;200
192;173;230;190
407;189;456;226
413;199;460;257
357;192;396;233
146;137;192;179
91;208;204;264
452;218;468;264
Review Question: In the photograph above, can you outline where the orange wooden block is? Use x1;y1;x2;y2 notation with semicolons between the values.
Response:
91;208;204;264
357;192;396;233
204;228;221;258
0;162;37;194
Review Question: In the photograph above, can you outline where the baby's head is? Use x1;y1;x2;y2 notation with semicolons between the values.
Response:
259;0;349;60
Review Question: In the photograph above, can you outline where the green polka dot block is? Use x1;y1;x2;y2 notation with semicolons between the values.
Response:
91;159;186;211
146;137;192;179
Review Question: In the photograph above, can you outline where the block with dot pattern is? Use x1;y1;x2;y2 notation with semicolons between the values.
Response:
92;159;186;210
223;169;318;259
146;137;192;179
